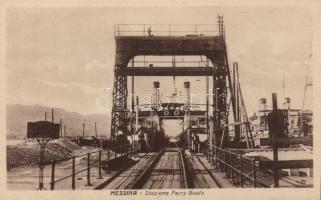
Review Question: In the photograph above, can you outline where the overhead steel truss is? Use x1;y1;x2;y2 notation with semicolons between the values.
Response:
110;16;233;147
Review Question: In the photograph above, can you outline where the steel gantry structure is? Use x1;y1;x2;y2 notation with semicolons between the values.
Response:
110;16;246;148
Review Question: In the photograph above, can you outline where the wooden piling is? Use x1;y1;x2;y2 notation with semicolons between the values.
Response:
86;153;92;186
72;156;76;190
50;161;55;190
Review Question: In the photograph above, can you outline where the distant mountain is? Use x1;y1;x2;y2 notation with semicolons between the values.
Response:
6;104;110;139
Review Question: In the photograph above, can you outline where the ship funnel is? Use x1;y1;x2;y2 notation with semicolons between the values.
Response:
259;98;267;111
153;82;160;109
284;97;291;109
184;82;191;109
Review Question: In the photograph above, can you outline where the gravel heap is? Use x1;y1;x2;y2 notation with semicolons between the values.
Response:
7;138;80;170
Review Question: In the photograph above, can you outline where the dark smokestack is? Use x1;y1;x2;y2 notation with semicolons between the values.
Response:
184;82;191;106
153;81;160;108
259;98;267;111
284;97;291;109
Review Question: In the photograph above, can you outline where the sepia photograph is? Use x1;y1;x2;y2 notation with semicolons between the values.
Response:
2;2;320;200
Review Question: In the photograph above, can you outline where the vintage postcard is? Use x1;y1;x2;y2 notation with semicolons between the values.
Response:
1;1;320;200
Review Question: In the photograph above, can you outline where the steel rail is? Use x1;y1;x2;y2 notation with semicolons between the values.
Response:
94;152;149;190
194;154;223;188
116;153;159;189
131;150;164;189
177;144;194;188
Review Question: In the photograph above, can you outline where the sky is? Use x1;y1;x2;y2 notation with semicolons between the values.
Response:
6;6;313;116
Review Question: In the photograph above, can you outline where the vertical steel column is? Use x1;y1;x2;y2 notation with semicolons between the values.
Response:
205;58;211;159
212;63;227;147
135;96;139;154
233;62;240;145
217;15;224;37
131;58;135;112
110;69;128;142
184;82;191;150
212;16;228;147
272;93;280;187
130;59;135;150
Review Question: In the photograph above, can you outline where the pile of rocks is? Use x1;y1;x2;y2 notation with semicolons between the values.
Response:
7;138;80;170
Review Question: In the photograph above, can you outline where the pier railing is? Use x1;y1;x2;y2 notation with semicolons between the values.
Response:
49;144;134;190
127;59;213;68
205;145;270;188
114;24;219;37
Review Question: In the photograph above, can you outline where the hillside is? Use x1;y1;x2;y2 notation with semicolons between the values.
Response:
7;104;110;139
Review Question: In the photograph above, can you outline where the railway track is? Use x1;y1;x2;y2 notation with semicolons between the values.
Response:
193;153;222;188
135;147;190;189
94;152;157;189
95;144;224;189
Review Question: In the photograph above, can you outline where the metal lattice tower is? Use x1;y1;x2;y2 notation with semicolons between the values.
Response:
110;17;230;147
110;72;128;142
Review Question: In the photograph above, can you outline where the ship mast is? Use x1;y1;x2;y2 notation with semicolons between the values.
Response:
300;49;312;133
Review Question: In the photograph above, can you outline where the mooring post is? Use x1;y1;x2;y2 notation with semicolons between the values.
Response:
37;138;50;191
98;150;102;179
38;146;44;190
72;156;76;190
50;160;55;190
86;153;92;186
